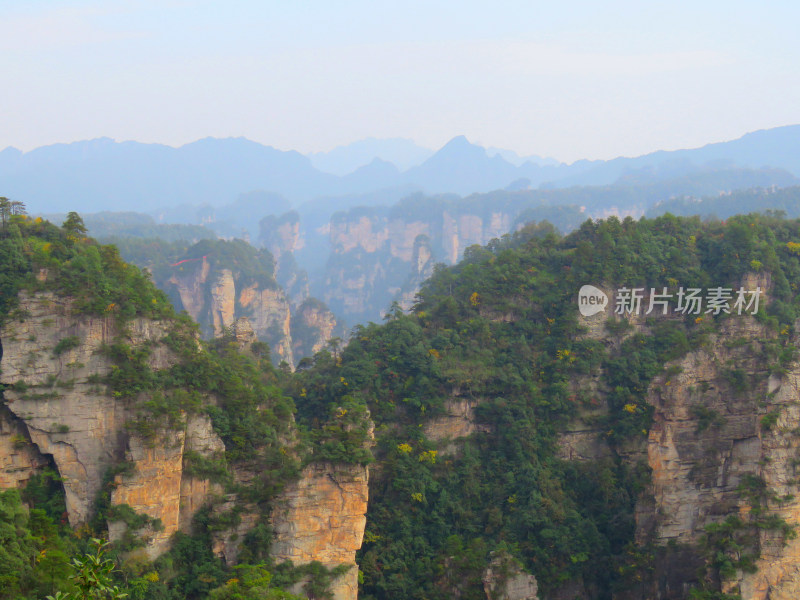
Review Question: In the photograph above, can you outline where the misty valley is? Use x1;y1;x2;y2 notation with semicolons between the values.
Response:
5;128;800;600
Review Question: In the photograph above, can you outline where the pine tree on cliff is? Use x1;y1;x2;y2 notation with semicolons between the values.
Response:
0;197;9;228
62;212;88;238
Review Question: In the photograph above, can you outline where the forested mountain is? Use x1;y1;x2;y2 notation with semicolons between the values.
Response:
5;211;800;599
101;236;340;367
647;185;800;220
38;167;800;330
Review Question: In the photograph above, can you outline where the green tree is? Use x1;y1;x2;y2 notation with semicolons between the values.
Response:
47;539;128;600
0;489;37;599
62;212;88;236
0;196;10;227
10;199;27;216
208;564;302;600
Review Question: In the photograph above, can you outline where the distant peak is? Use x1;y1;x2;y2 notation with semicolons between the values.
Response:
442;135;472;148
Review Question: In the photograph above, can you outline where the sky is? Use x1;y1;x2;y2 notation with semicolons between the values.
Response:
1;0;799;163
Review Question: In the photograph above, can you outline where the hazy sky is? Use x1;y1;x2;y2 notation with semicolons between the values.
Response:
2;1;799;162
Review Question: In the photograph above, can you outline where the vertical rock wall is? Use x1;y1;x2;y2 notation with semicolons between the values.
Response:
0;292;224;554
270;463;369;600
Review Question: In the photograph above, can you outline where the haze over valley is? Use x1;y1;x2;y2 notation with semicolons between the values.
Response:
3;2;800;600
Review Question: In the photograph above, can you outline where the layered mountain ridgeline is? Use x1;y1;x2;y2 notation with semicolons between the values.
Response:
265;173;799;325
291;213;800;599
11;210;800;600
0;214;371;600
260;193;585;324
104;236;339;368
647;185;800;221
5;126;800;214
38;160;800;332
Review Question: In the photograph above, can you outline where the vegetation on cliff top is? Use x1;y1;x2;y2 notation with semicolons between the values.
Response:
5;210;800;598
294;212;800;599
0;212;359;599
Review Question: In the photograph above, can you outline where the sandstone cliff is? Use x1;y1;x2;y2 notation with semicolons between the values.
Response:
321;206;521;323
0;289;367;600
557;275;800;599
167;257;296;364
0;291;174;526
291;298;338;359
166;255;335;366
260;211;311;306
271;463;369;600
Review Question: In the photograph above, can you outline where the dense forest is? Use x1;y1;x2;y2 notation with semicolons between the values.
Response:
3;209;800;598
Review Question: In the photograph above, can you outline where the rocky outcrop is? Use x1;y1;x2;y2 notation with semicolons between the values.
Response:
168;257;210;320
395;235;435;312
0;291;366;595
260;212;305;267
555;274;800;598
0;406;49;489
0;291;224;555
271;463;369;600
330;215;390;255
323;207;523;322
210;269;236;334
0;291;172;525
292;299;338;360
636;312;800;599
166;256;295;365
260;212;311;306
238;285;294;365
483;552;539;600
423;397;491;453
179;415;226;532
109;414;225;559
0;289;367;600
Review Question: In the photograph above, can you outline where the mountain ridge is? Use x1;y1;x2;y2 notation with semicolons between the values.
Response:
2;125;800;213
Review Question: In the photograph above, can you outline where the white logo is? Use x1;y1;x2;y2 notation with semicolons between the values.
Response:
578;285;609;317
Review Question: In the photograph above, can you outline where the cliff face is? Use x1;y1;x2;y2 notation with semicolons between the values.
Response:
260;212;311;307
238;284;294;366
0;289;368;600
0;291;174;526
322;209;519;322
0;290;230;560
166;256;334;366
395;235;435;312
637;313;800;599
0;405;50;489
292;299;338;359
556;276;800;599
271;463;369;600
167;257;296;365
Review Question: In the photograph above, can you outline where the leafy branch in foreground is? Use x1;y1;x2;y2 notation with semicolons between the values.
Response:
47;538;128;600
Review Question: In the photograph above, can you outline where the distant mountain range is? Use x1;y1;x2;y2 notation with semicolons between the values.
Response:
308;138;434;175
2;125;800;214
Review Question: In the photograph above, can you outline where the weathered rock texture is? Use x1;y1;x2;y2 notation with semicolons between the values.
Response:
271;463;369;600
291;299;338;359
0;405;49;489
0;292;172;525
0;292;222;554
259;211;311;307
167;257;295;364
238;285;294;366
322;208;521;323
166;255;334;366
0;291;368;600
423;397;492;458
483;552;539;600
635;312;800;599
560;275;800;598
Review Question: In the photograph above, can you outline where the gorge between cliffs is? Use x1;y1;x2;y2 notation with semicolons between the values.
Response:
4;213;800;600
